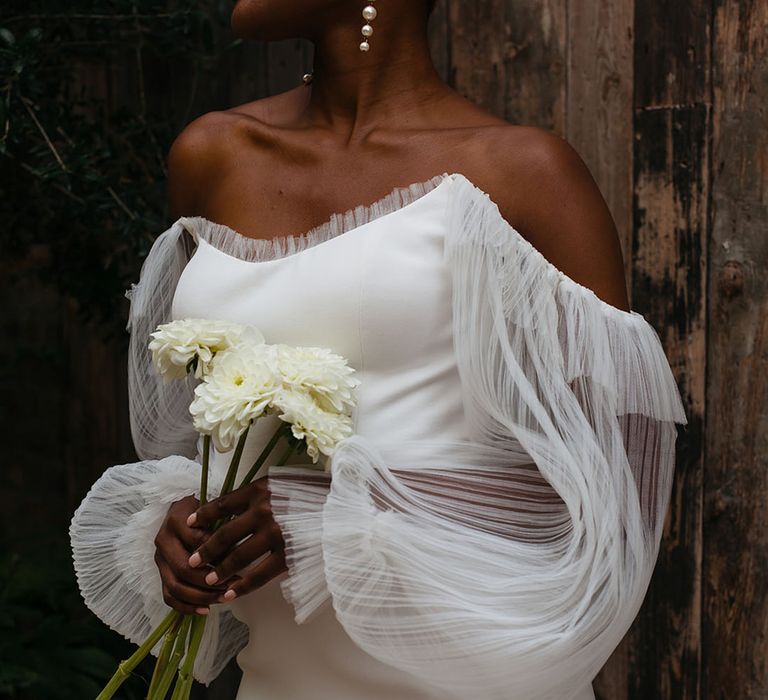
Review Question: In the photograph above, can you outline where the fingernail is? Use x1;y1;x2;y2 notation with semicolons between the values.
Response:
188;552;202;567
195;607;209;615
187;513;197;526
223;589;237;601
205;571;219;585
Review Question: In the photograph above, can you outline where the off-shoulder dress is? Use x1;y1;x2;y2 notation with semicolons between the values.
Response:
70;172;688;700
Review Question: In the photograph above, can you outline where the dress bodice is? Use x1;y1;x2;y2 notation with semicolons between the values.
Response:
171;173;469;464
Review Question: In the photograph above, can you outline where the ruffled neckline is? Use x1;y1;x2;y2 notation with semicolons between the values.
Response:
176;170;642;324
177;171;453;266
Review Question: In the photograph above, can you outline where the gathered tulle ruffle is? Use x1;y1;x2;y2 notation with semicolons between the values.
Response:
68;455;248;685
444;173;687;425
176;172;451;264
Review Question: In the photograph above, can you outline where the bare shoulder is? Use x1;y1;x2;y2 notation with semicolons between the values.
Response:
166;93;290;219
167;110;250;219
474;124;631;313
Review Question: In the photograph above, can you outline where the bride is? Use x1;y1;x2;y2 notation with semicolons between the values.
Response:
70;1;688;699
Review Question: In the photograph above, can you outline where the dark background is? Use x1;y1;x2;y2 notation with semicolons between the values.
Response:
1;1;766;698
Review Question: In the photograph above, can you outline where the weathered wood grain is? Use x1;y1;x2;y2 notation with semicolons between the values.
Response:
448;0;505;115
427;0;451;84
502;0;567;131
267;38;313;95
704;1;768;697
630;0;711;696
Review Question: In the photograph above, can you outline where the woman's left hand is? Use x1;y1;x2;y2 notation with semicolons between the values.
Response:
185;476;287;605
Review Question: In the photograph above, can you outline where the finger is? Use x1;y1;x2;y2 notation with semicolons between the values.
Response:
157;534;230;590
155;548;229;596
204;530;273;585
218;552;288;602
188;511;257;569
164;569;224;610
156;551;230;616
172;494;200;515
173;521;210;553
161;582;201;616
188;489;253;529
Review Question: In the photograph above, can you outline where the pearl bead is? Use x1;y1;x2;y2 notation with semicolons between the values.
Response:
362;5;377;21
359;40;370;52
361;24;373;37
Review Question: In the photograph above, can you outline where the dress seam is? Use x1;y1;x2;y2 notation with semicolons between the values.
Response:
355;238;367;436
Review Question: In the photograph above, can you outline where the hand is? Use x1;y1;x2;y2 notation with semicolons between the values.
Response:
153;495;231;616
186;477;287;603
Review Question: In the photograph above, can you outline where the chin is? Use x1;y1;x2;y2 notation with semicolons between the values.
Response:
231;0;267;40
231;0;315;41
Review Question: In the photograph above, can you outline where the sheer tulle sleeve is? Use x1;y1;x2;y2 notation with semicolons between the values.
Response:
69;222;248;684
267;176;688;700
125;221;199;461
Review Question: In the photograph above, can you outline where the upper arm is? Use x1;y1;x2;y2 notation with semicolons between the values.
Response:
502;128;631;313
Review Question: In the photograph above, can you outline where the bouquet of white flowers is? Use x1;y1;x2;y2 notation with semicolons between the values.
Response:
95;318;360;700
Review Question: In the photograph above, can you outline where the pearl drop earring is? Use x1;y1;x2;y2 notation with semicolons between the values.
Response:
359;2;377;52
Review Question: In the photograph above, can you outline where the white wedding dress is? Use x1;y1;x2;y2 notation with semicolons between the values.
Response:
70;172;688;700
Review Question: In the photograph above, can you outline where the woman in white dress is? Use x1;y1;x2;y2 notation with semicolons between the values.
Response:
70;2;688;699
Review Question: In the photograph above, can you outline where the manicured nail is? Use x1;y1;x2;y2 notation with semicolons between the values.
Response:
222;589;237;602
186;513;197;526
205;571;219;585
188;552;202;567
195;607;209;615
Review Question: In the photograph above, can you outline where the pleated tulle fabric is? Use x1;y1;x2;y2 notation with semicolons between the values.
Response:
70;172;688;694
68;454;249;682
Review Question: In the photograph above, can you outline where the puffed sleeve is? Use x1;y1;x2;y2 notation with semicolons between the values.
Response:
266;176;688;700
69;222;248;684
125;221;199;461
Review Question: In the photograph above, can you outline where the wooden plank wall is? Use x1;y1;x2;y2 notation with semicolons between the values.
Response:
9;1;764;698
705;2;768;699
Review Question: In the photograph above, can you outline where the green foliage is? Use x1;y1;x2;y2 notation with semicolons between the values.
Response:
0;1;236;339
0;537;152;700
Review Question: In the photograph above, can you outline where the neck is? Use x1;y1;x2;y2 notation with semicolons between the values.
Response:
300;7;445;141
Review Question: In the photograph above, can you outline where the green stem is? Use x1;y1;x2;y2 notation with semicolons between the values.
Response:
199;434;211;505
211;426;251;531
150;614;192;700
237;422;290;489
169;615;207;700
95;609;179;700
146;612;183;698
274;439;297;467
219;425;250;498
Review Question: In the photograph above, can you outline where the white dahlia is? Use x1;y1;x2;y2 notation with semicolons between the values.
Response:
272;387;354;464
149;318;264;381
189;343;281;452
273;344;361;415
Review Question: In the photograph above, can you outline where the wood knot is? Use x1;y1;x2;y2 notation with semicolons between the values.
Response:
718;261;744;298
